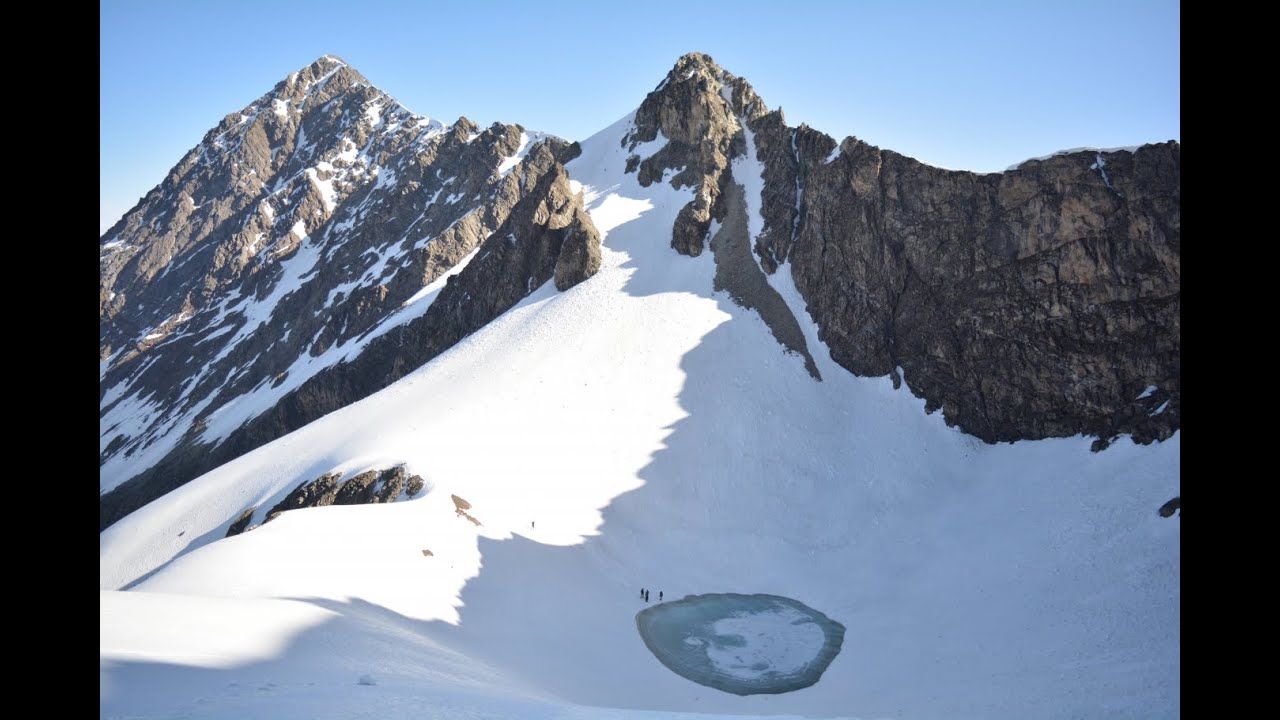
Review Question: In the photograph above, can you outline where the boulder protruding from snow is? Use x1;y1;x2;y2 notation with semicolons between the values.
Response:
258;465;419;525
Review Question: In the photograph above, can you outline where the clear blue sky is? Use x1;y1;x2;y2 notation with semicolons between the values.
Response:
100;0;1179;234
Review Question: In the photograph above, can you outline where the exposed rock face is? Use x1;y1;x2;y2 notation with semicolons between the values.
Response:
554;204;602;290
624;52;752;257
1158;496;1180;518
624;52;1180;446
785;140;1179;444
373;467;408;503
101;57;600;529
332;466;409;505
333;470;380;505
264;472;341;523
406;475;425;497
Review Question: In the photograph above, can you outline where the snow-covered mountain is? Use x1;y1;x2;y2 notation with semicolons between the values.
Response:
101;53;1180;719
100;55;591;528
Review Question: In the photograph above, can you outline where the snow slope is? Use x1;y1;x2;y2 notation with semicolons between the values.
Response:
101;112;1180;720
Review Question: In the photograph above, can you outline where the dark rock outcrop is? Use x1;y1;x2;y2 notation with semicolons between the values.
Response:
1158;496;1180;518
226;506;256;537
331;466;409;505
373;467;408;503
784;139;1179;445
333;470;380;505
554;204;602;290
406;475;425;497
264;472;341;522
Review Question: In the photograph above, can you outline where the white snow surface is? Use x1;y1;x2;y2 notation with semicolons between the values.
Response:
730;115;768;275
101;111;1179;720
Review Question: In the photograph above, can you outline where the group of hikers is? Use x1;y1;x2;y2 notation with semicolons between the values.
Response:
640;587;663;603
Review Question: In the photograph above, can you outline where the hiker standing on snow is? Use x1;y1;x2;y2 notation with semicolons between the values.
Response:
659;591;663;602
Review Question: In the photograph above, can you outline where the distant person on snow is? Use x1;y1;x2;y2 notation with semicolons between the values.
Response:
531;521;535;529
641;587;646;599
659;591;663;602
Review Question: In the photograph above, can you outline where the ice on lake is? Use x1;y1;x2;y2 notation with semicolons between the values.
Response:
636;593;845;695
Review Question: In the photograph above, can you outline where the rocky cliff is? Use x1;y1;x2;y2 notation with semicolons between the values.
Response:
625;52;1178;447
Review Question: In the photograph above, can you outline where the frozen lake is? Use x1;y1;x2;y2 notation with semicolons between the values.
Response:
636;593;845;695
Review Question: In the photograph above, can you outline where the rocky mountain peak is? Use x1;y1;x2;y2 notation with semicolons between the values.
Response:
619;53;773;257
632;52;756;147
670;51;719;74
662;52;766;120
450;116;480;140
283;54;365;89
305;54;351;73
